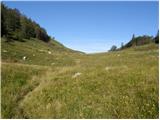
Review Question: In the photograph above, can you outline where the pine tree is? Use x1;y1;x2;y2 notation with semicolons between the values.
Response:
121;42;124;49
1;3;51;42
155;30;159;44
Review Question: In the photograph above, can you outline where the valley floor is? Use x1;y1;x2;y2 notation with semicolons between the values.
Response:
1;42;159;118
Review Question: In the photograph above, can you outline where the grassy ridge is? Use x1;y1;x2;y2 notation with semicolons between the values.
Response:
1;39;159;118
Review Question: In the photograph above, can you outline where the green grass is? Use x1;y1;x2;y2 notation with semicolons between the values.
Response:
1;63;49;118
1;38;83;66
1;38;159;118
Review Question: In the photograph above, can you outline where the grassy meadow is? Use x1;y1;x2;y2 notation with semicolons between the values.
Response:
1;39;159;118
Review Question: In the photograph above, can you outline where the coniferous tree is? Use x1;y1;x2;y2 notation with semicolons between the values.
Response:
155;30;159;44
1;3;7;37
1;3;51;42
121;42;124;49
109;45;117;51
132;34;137;46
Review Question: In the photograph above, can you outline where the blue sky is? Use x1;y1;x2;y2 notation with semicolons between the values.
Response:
4;1;159;53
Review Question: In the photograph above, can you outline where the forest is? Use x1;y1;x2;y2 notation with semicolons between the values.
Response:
1;3;51;42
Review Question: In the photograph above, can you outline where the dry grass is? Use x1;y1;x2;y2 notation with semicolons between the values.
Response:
1;39;159;118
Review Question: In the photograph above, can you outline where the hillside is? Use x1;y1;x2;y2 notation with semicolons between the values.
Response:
2;40;159;118
109;34;158;52
122;35;155;49
1;37;84;66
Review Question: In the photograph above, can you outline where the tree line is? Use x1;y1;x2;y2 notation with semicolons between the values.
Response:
109;32;159;52
1;3;51;42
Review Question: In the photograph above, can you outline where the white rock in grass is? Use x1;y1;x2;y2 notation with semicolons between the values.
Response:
72;72;82;78
46;103;51;109
3;50;7;53
51;63;55;65
39;49;44;52
33;54;35;56
105;67;111;71
48;51;52;54
117;54;120;57
23;56;27;60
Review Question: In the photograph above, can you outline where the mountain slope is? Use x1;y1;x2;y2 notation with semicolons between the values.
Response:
2;43;159;118
123;35;154;49
2;37;84;66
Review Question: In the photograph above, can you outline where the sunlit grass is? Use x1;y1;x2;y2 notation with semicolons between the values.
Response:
1;39;159;118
